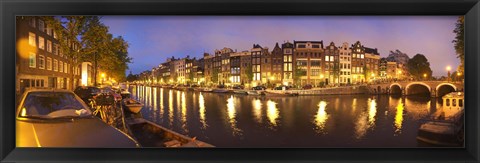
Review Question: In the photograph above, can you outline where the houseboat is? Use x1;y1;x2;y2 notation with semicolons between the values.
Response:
417;92;464;146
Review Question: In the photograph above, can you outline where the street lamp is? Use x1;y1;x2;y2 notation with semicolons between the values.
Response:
101;73;106;85
423;73;427;81
397;70;402;81
457;72;461;82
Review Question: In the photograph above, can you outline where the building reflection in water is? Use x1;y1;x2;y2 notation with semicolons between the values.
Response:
351;98;357;114
181;92;188;134
394;99;404;135
226;95;242;136
252;98;262;123
368;98;377;125
404;97;430;120
168;90;174;126
153;87;157;121
314;101;329;134
159;88;164;116
266;100;279;127
198;93;207;129
354;98;377;139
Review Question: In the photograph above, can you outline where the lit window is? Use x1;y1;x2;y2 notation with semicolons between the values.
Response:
47;40;52;52
53;59;58;71
46;25;52;35
28;32;36;47
59;61;63;72
38;37;45;50
29;52;36;68
38;55;45;69
47;57;52;70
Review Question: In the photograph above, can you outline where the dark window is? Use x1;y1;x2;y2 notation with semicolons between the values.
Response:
459;99;463;107
446;99;450;107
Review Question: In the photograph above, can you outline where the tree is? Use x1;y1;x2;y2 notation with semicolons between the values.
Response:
212;68;219;84
294;66;306;86
363;65;368;83
81;16;112;86
245;64;253;84
333;63;340;85
44;16;92;89
452;16;464;75
102;36;132;82
407;54;433;80
126;71;138;82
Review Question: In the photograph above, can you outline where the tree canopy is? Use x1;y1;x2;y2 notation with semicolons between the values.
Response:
452;16;464;75
407;54;432;80
45;16;132;85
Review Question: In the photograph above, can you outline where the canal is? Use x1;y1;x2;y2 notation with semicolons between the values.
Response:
129;85;458;147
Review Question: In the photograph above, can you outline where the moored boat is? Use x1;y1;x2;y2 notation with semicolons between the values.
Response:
416;92;464;146
212;89;229;93
126;118;214;147
247;90;262;96
233;90;248;95
123;98;144;114
201;88;213;92
264;90;299;97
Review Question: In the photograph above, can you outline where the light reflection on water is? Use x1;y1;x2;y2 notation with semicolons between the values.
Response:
131;86;456;147
199;93;207;129
226;95;242;136
314;101;328;134
266;100;279;127
394;99;404;135
168;90;173;126
252;99;262;123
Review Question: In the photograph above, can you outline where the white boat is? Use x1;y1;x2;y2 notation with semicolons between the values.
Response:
123;98;144;114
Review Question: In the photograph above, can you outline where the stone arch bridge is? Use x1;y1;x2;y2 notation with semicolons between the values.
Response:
367;81;463;97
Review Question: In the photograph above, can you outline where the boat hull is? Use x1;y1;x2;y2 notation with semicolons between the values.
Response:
126;118;214;147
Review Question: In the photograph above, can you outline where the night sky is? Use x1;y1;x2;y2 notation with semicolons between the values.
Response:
101;16;460;77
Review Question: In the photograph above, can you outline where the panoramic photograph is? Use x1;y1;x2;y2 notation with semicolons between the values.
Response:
15;16;464;148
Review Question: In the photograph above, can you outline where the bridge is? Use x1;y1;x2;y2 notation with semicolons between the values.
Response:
367;81;464;97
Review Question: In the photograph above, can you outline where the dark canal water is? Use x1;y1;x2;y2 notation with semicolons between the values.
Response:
129;85;458;148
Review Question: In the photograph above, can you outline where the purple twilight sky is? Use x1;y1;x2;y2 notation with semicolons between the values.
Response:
101;16;461;77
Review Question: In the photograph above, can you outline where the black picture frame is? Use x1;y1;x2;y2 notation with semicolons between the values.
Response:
1;0;479;162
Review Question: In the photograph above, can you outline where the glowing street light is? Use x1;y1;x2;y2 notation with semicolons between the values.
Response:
423;73;427;81
101;73;106;85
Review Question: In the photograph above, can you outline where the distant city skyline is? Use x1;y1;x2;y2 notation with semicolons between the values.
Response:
101;16;460;76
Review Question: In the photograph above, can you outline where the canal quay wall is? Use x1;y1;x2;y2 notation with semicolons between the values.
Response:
283;86;369;96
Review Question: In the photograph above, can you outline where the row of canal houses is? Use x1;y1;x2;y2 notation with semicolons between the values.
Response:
138;41;406;88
